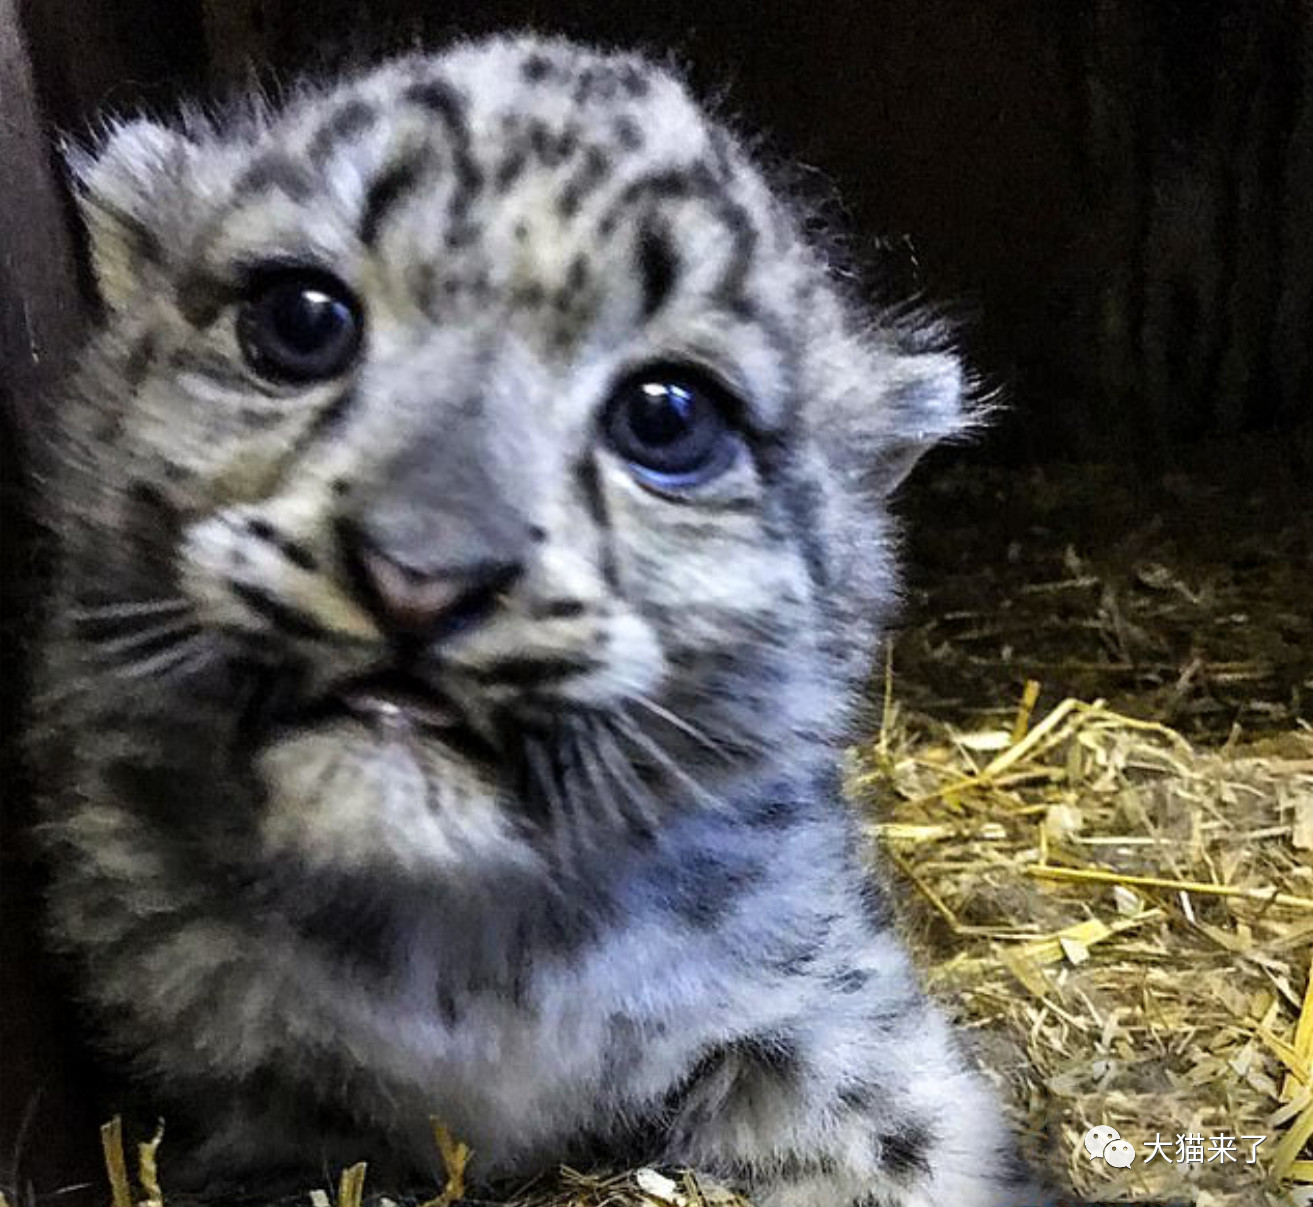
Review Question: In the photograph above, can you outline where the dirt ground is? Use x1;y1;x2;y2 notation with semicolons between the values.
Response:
891;432;1312;746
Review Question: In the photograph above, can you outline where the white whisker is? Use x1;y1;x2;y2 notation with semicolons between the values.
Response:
524;737;576;865
629;693;734;761
570;717;626;831
71;598;191;622
614;705;728;813
118;635;212;681
593;718;663;831
93;616;199;659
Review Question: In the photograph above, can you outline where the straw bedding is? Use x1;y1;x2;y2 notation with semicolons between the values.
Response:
856;683;1313;1207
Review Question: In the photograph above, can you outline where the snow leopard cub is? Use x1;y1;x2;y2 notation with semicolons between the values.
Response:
34;33;1041;1207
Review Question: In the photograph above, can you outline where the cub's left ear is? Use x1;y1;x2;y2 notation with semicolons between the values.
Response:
810;345;976;501
64;119;195;312
866;350;975;494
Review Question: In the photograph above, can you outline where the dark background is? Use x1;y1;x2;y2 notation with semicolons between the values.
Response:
14;0;1313;462
2;1;1310;1200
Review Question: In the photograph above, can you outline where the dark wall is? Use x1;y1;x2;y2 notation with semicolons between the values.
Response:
14;0;1313;464
1;1;104;1195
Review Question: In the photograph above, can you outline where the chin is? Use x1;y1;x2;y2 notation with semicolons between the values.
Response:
254;713;539;880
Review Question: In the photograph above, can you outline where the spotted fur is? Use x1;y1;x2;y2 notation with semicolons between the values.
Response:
33;34;1042;1207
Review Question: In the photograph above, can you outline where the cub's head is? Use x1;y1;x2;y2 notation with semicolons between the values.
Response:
47;36;968;878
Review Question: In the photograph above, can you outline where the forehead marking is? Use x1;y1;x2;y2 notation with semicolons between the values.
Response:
306;98;378;167
359;153;427;248
596;163;764;318
233;152;315;203
637;217;678;320
558;145;613;219
349;79;486;252
401;80;484;228
612;116;644;151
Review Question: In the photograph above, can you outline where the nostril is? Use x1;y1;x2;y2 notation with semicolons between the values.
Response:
336;517;523;643
428;577;502;642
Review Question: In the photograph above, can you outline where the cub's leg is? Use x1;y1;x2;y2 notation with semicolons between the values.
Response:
663;985;1042;1206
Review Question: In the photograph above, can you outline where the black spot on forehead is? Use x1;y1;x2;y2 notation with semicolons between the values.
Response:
401;78;484;229
528;120;576;168
619;65;651;97
637;218;679;320
358;154;426;247
234;152;315;202
708;194;759;310
495;145;529;192
837;1080;879;1111
566;255;589;292
512;281;546;309
520;53;555;83
597;163;720;238
558;145;612;219
612;116;644;151
307;97;377;166
403;77;469;122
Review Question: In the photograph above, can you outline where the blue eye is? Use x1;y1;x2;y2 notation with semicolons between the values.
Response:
238;269;363;383
604;367;740;489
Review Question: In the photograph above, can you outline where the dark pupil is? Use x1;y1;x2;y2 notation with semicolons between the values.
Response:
631;383;698;446
270;287;349;354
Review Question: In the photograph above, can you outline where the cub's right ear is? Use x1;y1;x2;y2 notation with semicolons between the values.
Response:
64;120;194;312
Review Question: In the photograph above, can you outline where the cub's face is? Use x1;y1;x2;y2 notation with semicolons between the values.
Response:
50;38;965;877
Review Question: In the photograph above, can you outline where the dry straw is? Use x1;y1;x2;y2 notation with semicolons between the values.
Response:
853;682;1313;1206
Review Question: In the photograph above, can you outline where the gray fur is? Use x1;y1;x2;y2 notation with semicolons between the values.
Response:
33;34;1039;1206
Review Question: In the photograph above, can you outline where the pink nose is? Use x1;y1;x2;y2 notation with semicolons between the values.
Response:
338;523;522;643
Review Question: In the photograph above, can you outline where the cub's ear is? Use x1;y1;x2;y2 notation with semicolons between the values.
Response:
64;120;194;312
866;350;977;495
